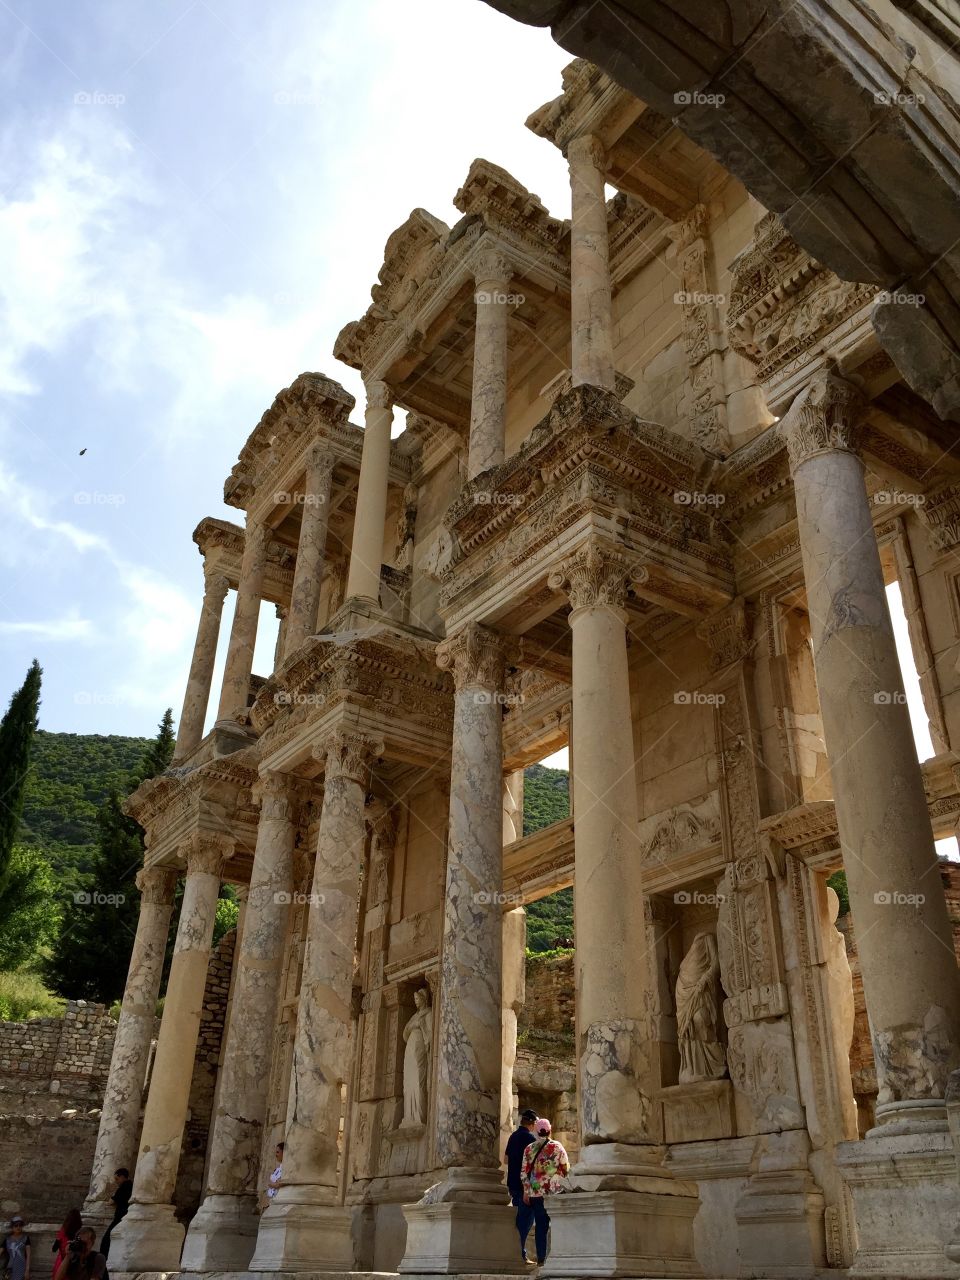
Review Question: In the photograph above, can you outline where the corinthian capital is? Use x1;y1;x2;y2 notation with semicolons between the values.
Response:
136;864;178;906
306;445;336;485
779;370;862;471
567;132;607;173
473;246;513;289
253;769;301;821
314;730;383;785
436;622;507;692
548;543;630;613
182;832;232;878
364;379;393;411
202;572;230;605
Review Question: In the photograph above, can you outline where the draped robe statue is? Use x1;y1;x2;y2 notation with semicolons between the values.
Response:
676;931;727;1084
401;987;432;1127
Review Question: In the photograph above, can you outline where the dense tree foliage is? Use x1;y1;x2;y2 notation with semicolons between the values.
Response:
522;764;574;953
0;845;62;971
0;660;42;895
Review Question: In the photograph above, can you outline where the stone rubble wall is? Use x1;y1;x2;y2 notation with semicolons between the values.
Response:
0;1000;116;1096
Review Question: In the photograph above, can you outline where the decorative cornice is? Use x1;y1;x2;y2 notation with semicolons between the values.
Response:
548;542;631;614
435;621;507;691
136;865;178;906
778;371;863;471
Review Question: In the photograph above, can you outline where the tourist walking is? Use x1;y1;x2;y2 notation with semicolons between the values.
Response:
520;1119;570;1266
51;1211;82;1279
504;1108;538;1263
2;1217;31;1280
98;1169;131;1260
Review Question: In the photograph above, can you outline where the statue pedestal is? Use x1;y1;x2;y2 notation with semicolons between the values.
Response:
384;1123;427;1177
398;1167;527;1275
658;1079;735;1144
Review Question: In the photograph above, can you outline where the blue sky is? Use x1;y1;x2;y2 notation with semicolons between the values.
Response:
0;0;570;736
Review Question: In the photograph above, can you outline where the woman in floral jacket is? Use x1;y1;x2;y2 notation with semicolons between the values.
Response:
520;1119;570;1266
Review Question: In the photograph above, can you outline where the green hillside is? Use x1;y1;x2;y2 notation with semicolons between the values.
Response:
20;730;150;895
522;763;574;953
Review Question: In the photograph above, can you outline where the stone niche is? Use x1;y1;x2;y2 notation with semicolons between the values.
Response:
651;881;735;1144
377;976;434;1179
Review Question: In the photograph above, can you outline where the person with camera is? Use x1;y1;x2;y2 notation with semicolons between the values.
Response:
53;1228;104;1280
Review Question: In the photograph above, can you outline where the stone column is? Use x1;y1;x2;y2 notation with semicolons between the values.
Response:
468;249;512;480
548;544;659;1158
500;906;526;1153
345;380;392;605
252;731;381;1272
175;572;230;760
108;835;230;1273
217;516;268;723
568;134;615;392
399;625;525;1275
83;866;177;1222
284;447;335;657
781;371;960;1115
181;775;301;1272
273;605;288;669
502;769;524;844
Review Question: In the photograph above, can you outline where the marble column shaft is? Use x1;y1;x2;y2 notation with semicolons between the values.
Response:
345;381;392;604
549;544;657;1148
175;573;229;760
782;371;960;1110
276;731;380;1199
284;448;334;657
202;774;299;1197
434;623;507;1170
131;837;228;1205
84;866;177;1214
468;250;511;480
568;134;615;392
218;517;267;722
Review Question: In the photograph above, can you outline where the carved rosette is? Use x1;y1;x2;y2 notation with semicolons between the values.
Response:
314;730;383;786
435;621;506;692
364;379;393;411
779;371;862;471
136;864;178;906
548;543;630;614
182;832;232;878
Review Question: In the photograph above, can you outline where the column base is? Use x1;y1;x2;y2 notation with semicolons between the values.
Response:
250;1197;355;1273
106;1201;184;1273
79;1200;113;1248
837;1110;960;1277
180;1193;259;1272
539;1189;702;1278
398;1167;526;1274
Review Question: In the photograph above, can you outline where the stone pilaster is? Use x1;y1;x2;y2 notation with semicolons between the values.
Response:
181;774;302;1272
217;517;267;723
109;835;230;1273
175;572;229;760
83;865;177;1221
780;371;960;1275
345;380;392;604
500;906;526;1152
468;249;512;480
284;447;335;657
251;732;381;1272
568;134;615;392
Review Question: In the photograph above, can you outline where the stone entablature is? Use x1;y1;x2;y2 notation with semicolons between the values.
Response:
193;517;294;604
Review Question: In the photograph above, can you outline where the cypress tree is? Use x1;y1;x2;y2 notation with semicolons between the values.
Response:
0;660;42;895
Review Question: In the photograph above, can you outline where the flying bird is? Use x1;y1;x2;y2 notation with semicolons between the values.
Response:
79;448;87;456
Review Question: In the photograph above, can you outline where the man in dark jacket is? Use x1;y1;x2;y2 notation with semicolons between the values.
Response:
504;1108;538;1263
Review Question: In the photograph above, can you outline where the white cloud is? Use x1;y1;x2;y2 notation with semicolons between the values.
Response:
0;615;93;640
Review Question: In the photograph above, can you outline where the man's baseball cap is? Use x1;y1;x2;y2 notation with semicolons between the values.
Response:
520;1108;538;1123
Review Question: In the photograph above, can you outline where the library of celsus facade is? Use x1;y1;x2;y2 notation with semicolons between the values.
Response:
87;3;960;1275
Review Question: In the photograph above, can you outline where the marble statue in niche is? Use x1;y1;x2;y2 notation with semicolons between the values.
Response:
676;931;727;1084
401;987;432;1127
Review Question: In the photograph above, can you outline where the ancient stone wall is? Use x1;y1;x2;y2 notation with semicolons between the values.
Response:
174;927;236;1218
0;1000;115;1095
